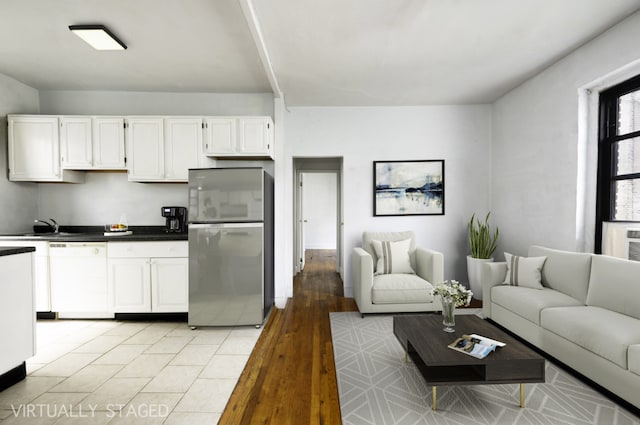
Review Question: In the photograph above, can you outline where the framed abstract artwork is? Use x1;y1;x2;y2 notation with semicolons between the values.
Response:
373;160;445;216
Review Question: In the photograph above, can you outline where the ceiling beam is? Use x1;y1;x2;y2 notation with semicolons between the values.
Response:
238;0;283;100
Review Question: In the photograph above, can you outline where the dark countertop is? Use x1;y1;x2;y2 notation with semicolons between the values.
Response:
0;247;36;257
0;226;188;243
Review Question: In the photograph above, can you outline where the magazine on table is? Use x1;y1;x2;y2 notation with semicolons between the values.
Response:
448;334;506;359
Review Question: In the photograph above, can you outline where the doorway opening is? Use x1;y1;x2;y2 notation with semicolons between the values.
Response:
293;157;343;279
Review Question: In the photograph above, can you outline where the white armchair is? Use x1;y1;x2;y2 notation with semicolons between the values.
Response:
352;231;444;317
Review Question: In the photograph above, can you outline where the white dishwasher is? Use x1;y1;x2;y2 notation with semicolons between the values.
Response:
49;242;112;318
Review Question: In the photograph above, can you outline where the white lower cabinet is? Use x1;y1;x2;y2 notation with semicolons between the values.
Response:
110;258;151;312
108;242;188;313
151;258;188;312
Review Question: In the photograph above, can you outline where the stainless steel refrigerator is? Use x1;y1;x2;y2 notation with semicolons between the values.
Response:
187;168;274;327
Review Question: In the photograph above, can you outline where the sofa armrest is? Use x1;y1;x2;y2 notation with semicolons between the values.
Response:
415;247;444;284
352;247;374;310
629;345;640;376
482;262;507;318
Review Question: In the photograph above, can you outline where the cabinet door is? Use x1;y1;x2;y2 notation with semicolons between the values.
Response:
60;116;93;169
151;258;188;312
126;118;165;181
204;118;236;155
109;258;151;313
93;117;126;169
238;117;272;155
165;118;203;181
8;116;61;181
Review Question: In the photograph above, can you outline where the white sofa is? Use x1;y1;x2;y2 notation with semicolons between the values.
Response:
483;245;640;409
352;231;444;316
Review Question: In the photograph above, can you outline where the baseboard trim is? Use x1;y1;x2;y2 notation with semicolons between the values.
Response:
0;362;26;392
114;313;187;322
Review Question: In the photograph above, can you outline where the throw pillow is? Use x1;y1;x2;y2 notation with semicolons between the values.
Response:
371;239;415;275
503;253;547;289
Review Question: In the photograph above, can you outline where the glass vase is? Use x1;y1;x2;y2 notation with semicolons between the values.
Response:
441;296;456;333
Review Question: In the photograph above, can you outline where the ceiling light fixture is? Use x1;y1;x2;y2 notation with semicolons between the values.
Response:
69;24;127;50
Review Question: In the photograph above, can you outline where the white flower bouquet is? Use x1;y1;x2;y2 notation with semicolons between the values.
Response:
432;280;473;307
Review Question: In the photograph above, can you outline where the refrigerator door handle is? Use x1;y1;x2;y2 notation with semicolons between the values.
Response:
188;222;263;230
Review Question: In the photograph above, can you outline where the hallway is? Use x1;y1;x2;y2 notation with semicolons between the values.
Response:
219;249;358;424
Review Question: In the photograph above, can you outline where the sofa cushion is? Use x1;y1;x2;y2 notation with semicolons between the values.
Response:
371;274;434;304
586;255;640;320
491;286;582;325
371;239;415;275
528;246;592;303
503;253;546;289
541;306;640;369
629;345;640;376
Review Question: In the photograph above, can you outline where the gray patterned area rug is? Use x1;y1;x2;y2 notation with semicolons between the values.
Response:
330;311;640;425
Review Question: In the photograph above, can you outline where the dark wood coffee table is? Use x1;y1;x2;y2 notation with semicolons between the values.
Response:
393;314;545;410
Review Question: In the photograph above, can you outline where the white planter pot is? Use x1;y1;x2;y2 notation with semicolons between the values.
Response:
466;255;494;300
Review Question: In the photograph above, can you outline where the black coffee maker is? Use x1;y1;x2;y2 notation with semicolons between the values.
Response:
161;206;187;233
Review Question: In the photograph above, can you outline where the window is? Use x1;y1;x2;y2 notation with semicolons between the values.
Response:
596;74;640;253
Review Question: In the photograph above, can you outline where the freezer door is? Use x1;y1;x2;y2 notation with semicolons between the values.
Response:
188;168;264;223
188;223;264;326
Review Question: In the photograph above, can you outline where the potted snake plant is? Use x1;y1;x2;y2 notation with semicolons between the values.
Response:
467;212;499;300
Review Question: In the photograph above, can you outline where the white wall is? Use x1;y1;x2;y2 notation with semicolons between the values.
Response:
302;172;337;249
0;73;40;233
492;10;640;257
39;90;273;116
38;172;187;226
284;106;493;296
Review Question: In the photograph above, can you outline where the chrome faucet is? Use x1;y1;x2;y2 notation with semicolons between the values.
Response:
34;218;59;234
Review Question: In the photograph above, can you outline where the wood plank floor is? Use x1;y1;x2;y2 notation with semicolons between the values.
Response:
219;249;358;425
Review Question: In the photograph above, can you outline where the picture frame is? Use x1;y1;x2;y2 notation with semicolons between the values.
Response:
373;160;445;216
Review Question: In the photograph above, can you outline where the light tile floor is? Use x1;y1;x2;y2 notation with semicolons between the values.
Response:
0;320;262;424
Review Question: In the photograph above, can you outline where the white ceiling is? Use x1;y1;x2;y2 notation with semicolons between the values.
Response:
1;0;639;106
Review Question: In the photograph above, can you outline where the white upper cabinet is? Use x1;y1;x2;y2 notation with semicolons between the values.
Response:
92;117;126;169
127;117;203;182
164;117;204;181
60;116;92;168
204;116;273;159
126;117;165;181
204;118;236;154
238;117;273;155
8;115;84;183
8;114;272;183
60;116;126;170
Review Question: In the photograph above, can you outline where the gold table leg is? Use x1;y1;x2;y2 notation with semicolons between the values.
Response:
432;386;437;411
520;384;525;408
404;351;408;363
